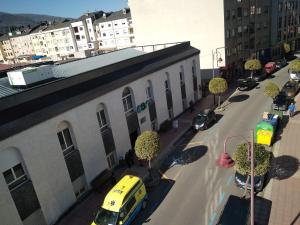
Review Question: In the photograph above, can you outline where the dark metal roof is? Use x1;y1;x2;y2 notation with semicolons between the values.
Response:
44;21;72;31
0;78;20;97
71;11;103;23
0;42;200;140
94;9;131;24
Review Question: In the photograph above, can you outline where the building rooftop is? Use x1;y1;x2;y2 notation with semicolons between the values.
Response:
94;9;131;24
0;42;199;140
44;20;72;31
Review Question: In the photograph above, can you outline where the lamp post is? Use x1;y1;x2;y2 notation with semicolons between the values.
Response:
217;130;254;225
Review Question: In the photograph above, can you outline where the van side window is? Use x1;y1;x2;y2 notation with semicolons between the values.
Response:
120;197;136;220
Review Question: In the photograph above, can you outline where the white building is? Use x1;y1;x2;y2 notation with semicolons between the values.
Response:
70;12;103;51
0;42;201;225
29;24;49;56
43;21;77;61
95;8;135;51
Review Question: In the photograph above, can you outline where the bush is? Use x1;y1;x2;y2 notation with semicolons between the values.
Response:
233;143;270;176
264;82;280;99
159;120;172;132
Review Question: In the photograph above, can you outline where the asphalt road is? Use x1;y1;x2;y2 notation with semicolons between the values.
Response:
132;65;291;225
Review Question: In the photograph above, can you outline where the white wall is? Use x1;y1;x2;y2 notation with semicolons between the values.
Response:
129;0;225;72
0;54;200;225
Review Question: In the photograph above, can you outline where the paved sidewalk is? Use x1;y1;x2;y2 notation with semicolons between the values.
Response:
264;96;300;225
55;86;237;225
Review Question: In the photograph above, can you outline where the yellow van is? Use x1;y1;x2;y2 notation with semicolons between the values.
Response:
91;175;147;225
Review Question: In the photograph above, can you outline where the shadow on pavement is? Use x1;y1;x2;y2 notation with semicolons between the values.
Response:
274;115;289;143
266;75;275;79
161;145;208;173
228;94;249;103
254;196;272;225
270;155;299;180
132;179;175;225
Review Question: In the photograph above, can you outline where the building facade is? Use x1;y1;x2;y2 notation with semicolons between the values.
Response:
0;35;16;63
0;42;201;225
10;32;35;59
94;8;135;51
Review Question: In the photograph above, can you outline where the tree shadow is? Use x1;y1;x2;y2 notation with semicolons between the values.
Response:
266;75;275;79
161;145;208;173
228;94;249;103
274;115;289;143
132;178;175;225
270;155;299;180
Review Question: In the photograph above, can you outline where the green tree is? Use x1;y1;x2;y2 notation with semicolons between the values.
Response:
209;77;228;107
135;131;160;169
233;143;271;176
244;59;262;78
283;43;291;53
289;60;300;73
264;81;280;99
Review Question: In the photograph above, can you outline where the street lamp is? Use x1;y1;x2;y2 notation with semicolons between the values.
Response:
216;131;255;225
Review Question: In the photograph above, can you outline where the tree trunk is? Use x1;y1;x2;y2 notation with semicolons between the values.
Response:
250;70;253;79
218;95;221;108
148;159;151;169
243;175;250;197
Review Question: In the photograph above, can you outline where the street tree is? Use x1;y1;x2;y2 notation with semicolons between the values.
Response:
209;77;228;108
244;59;262;78
289;60;300;73
135;131;160;170
233;143;270;176
264;81;280;99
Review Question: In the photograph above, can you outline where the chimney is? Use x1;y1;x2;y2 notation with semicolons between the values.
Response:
123;8;127;14
103;13;106;18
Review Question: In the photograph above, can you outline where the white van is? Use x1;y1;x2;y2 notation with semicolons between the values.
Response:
288;69;300;81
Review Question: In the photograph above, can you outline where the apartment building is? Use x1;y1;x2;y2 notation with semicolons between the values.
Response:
9;30;35;60
0;35;15;63
0;42;201;225
70;12;103;51
43;21;77;61
271;0;300;57
128;0;286;79
29;24;49;56
94;8;135;51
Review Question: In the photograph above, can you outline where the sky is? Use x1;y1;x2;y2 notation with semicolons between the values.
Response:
0;0;129;18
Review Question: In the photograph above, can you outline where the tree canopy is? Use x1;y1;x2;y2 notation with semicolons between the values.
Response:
244;59;262;71
233;143;271;176
209;77;228;95
264;81;280;99
283;43;291;53
289;60;300;73
135;131;160;168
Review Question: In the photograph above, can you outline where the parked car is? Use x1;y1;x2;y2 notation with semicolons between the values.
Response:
237;77;257;91
275;58;288;69
216;195;249;225
252;69;267;81
264;62;277;75
281;80;299;98
192;109;216;130
272;92;290;111
234;171;266;193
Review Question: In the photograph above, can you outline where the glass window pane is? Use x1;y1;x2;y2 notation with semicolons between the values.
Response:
3;169;14;184
97;112;103;127
123;98;128;112
127;96;133;110
100;110;107;126
63;129;73;148
13;164;25;178
57;132;66;150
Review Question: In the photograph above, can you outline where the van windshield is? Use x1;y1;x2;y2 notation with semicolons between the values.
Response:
94;208;119;225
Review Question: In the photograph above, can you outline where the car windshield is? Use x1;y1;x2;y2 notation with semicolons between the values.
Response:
194;115;207;123
94;208;119;225
236;172;261;184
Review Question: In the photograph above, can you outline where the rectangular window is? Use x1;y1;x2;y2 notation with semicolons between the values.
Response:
146;86;152;99
3;163;27;190
122;95;134;113
57;128;74;155
80;27;84;31
75;35;80;40
165;80;169;91
180;72;184;85
74;27;79;33
97;109;108;131
250;6;255;15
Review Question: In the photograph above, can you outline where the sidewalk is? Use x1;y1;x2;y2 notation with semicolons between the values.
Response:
55;86;237;225
264;95;300;225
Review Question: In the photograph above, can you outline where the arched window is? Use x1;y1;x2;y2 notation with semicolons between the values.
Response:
146;80;153;100
192;60;197;77
122;87;134;114
165;72;170;92
96;103;109;132
57;121;75;156
180;65;185;85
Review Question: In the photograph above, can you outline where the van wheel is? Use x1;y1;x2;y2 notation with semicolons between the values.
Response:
142;200;147;209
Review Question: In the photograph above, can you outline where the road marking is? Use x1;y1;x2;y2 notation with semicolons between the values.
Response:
226;175;234;186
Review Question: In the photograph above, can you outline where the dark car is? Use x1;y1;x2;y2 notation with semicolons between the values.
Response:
192;109;216;130
252;69;267;81
216;195;249;225
234;171;266;193
272;92;289;111
281;80;299;98
237;77;257;91
275;58;288;69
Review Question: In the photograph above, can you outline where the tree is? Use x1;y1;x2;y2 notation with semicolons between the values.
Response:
244;59;262;78
233;143;271;176
289;60;300;73
209;77;228;107
135;131;160;169
264;81;280;99
283;43;291;53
